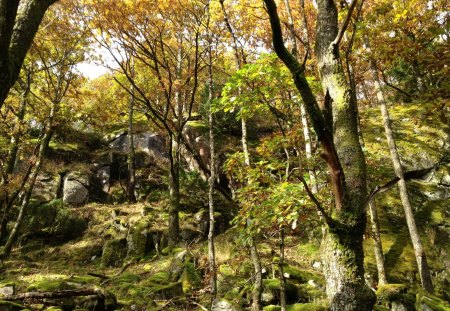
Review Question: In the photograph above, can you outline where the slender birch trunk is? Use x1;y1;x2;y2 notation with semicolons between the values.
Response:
220;2;262;308
206;0;217;303
367;43;433;292
368;200;387;286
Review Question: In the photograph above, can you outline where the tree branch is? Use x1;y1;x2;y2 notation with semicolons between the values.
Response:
331;0;359;47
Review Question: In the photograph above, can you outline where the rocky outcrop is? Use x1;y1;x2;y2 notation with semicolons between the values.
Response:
108;131;167;163
63;172;89;206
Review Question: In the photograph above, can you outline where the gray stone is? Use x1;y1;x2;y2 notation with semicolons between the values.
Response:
31;172;61;203
63;172;89;206
0;285;14;296
391;301;408;311
211;299;242;311
109;132;167;164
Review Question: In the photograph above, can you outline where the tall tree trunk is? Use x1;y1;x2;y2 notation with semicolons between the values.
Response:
249;238;262;310
0;74;29;241
220;2;262;308
279;228;286;311
168;133;180;247
368;200;387;286
206;0;217;303
127;61;137;204
0;0;59;107
367;49;433;292
264;0;376;309
167;40;183;247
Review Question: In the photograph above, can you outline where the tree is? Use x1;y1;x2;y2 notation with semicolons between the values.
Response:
0;0;59;107
86;0;204;246
0;0;87;259
367;40;433;292
263;0;376;309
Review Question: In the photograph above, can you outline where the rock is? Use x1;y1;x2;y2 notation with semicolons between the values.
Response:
101;239;127;267
109;132;167;164
391;301;408;311
63;172;89;206
126;219;151;258
0;284;14;296
211;299;242;311
95;165;111;193
32;172;61;203
151;282;183;300
168;250;188;281
262;279;302;305
179;262;201;294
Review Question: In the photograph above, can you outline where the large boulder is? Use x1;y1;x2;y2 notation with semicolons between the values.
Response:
63;172;89;206
101;239;127;267
31;172;61;203
109;131;167;164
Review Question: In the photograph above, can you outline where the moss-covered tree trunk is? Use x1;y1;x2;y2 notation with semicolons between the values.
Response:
264;0;376;309
0;0;58;107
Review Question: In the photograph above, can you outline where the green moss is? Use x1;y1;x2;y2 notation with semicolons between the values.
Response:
373;305;391;311
179;262;201;294
282;265;324;285
0;300;24;311
376;284;407;301
263;306;281;311
286;303;328;311
219;264;234;277
44;307;63;311
26;279;77;292
416;290;450;311
145;272;170;285
263;279;299;302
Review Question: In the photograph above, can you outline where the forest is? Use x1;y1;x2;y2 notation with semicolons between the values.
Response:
0;0;449;310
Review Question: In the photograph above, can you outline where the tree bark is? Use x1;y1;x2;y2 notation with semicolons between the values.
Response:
0;0;59;107
368;200;387;286
249;237;262;311
279;228;286;311
264;0;376;309
127;60;137;204
367;47;433;292
206;0;217;303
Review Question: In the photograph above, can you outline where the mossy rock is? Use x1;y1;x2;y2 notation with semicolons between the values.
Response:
0;300;25;311
416;290;450;311
44;307;64;311
26;279;77;292
150;282;184;299
286;303;328;311
263;305;281;311
282;265;324;286
179;261;201;294
126;219;151;258
145;272;170;285
101;239;127;267
263;279;302;304
373;306;391;311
